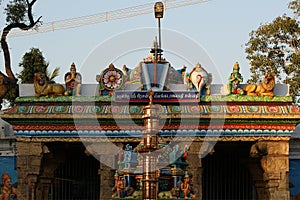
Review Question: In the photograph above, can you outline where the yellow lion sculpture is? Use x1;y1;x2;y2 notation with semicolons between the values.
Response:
34;72;65;98
244;72;275;98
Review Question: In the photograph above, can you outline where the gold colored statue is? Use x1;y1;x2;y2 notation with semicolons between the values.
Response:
244;72;275;98
34;72;65;98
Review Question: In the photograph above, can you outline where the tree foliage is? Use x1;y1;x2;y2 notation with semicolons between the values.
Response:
245;0;300;100
18;48;47;83
0;0;41;108
4;0;27;24
17;48;60;84
289;0;300;17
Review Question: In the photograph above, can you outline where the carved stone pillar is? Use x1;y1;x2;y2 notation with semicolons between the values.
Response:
250;141;289;200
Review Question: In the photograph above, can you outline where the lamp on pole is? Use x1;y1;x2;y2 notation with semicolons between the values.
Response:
154;2;164;59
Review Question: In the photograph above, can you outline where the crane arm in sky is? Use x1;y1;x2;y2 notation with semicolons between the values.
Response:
5;0;208;38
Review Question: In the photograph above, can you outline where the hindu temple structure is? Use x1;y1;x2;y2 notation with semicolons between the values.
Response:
1;2;300;200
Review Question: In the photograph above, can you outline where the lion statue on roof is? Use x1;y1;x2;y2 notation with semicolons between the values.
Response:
244;72;275;98
34;72;65;98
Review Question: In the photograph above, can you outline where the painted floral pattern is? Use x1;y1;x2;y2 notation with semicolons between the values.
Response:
35;106;48;113
111;105;121;113
266;106;279;113
103;70;123;89
228;106;240;113
73;105;85;113
291;105;300;113
190;105;201;113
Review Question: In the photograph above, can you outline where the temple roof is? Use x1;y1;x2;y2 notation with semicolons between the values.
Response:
2;96;300;141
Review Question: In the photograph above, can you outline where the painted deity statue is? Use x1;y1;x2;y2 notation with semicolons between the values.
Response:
180;174;191;199
64;63;82;96
227;62;244;95
0;173;17;200
112;171;126;198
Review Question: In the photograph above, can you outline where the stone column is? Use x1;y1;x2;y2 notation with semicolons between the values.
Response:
85;142;121;200
250;141;290;200
99;159;115;200
35;143;62;200
35;178;52;200
187;153;202;199
16;141;43;200
246;160;267;200
187;141;214;200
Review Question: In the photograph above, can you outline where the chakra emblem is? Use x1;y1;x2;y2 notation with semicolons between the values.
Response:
100;64;124;90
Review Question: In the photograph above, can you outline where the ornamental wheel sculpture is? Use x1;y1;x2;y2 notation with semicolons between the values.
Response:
100;64;124;90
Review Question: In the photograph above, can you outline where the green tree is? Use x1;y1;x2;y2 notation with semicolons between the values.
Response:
17;48;60;83
0;0;41;107
245;0;300;100
18;48;45;83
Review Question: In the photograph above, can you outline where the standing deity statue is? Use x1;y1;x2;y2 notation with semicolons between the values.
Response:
227;62;244;95
64;63;82;96
180;173;191;199
112;171;126;198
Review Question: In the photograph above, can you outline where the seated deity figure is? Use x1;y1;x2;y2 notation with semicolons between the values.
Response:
227;62;244;95
64;63;82;96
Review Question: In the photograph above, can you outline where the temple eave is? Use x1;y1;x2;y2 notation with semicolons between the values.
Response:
14;135;291;143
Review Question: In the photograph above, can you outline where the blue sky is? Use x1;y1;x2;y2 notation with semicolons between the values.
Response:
0;0;294;84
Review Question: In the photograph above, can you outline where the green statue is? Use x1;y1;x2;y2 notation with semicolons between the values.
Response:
227;62;244;95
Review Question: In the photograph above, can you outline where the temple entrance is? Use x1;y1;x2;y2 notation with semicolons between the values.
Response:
49;143;100;200
202;142;257;200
